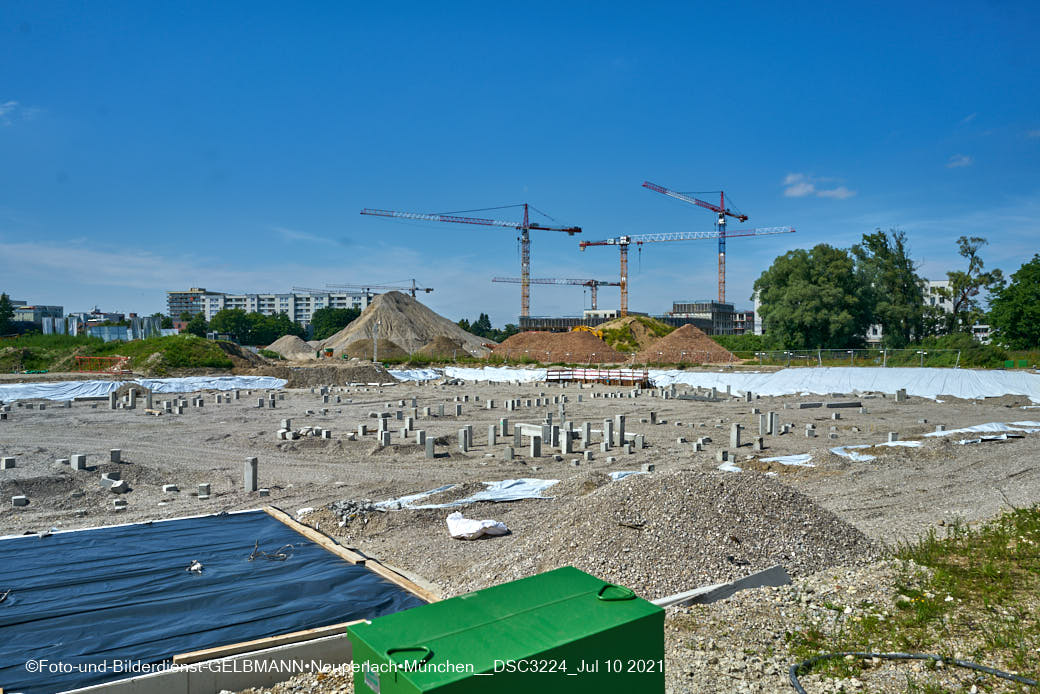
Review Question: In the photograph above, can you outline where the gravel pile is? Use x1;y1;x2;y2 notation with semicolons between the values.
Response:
444;469;882;599
265;335;314;360
321;292;490;356
493;330;628;363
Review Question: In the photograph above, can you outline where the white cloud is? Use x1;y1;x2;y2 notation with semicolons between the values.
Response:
960;113;977;124
272;226;337;245
946;154;973;168
817;186;856;200
783;173;856;199
0;100;39;125
1027;130;1040;139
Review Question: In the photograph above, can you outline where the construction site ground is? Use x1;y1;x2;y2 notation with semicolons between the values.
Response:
2;372;1038;693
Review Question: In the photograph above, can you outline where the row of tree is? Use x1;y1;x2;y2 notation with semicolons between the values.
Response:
458;313;520;343
181;309;305;345
754;230;1039;349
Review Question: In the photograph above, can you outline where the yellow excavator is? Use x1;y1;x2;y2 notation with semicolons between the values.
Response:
571;325;604;339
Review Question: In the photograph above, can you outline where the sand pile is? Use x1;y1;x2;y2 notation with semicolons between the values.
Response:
636;324;735;364
321;292;490;357
266;335;315;360
493;331;628;363
445;470;881;599
598;316;674;353
339;338;408;361
418;336;466;357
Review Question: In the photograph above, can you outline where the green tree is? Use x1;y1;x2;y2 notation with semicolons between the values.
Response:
851;229;925;348
988;254;1040;349
753;244;869;349
185;312;208;337
0;293;14;334
179;311;192;323
246;311;305;345
209;308;252;343
310;307;360;341
936;236;1004;333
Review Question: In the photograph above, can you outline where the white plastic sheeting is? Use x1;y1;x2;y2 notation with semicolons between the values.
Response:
446;511;509;540
649;367;1040;403
761;453;815;467
924;421;1040;438
717;462;743;473
387;368;442;381
444;366;547;383
609;470;649;481
0;375;287;402
376;478;559;510
830;445;876;462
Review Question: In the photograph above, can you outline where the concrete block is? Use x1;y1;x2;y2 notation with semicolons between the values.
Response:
379;431;391;447
936;424;946;432
715;450;729;463
163;484;179;493
244;457;258;492
109;479;129;494
530;435;542;458
112;498;127;510
198;483;211;497
614;414;626;446
259;488;270;497
730;423;742;448
642;463;655;473
503;446;514;461
754;437;764;452
425;437;435;459
0;457;15;470
12;495;29;507
488;425;497;447
110;449;121;463
71;454;87;470
887;431;899;442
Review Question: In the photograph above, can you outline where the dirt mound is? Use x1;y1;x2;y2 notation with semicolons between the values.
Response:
445;470;881;599
493;331;628;364
635;323;735;364
598;316;674;353
320;292;490;357
246;362;398;386
417;336;465;357
339;338;408;361
266;335;314;360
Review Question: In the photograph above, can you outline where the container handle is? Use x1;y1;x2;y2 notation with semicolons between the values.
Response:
386;645;434;666
597;583;636;601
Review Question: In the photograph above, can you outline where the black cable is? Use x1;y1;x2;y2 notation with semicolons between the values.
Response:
789;651;1038;692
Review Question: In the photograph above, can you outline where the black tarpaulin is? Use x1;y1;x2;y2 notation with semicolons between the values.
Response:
0;509;426;693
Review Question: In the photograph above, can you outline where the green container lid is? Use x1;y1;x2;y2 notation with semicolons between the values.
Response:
348;566;663;691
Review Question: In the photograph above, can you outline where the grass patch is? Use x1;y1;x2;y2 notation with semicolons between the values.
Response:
0;334;233;374
786;507;1040;687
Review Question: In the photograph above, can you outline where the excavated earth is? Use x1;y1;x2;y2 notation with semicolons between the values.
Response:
2;374;1039;693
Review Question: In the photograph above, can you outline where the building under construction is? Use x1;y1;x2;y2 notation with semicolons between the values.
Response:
518;301;753;336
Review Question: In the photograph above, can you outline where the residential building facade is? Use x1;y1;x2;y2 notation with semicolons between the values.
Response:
166;288;373;326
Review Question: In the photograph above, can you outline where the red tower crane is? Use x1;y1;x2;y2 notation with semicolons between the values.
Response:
491;277;621;311
579;227;795;317
360;205;581;317
641;180;798;306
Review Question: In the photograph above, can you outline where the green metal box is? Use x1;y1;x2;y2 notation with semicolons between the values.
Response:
347;566;665;693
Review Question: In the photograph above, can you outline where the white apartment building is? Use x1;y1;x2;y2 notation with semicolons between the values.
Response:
198;291;372;326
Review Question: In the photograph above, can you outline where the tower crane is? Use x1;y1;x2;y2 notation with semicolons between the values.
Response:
579;227;795;317
491;277;622;311
291;280;433;300
360;204;581;317
641;181;791;304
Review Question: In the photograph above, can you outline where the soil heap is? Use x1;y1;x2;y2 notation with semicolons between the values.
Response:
598;315;674;353
493;331;628;364
320;292;490;357
445;470;881;599
265;335;315;360
636;323;736;364
418;336;466;357
247;361;397;386
339;338;408;361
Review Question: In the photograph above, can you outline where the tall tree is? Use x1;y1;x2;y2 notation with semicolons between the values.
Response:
851;229;925;348
753;244;869;349
0;293;13;334
310;307;360;341
185;312;208;337
988;254;1040;349
937;236;1004;333
208;308;253;343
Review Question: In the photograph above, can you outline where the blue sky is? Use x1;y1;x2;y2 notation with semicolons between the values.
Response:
1;1;1037;326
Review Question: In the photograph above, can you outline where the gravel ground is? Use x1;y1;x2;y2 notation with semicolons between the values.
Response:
2;373;1040;692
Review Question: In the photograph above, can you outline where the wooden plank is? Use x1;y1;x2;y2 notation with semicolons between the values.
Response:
263;506;440;604
172;620;363;664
